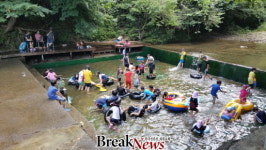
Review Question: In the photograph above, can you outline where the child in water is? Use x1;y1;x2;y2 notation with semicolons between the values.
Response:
117;67;123;84
138;61;145;76
162;92;173;100
191;119;210;137
189;91;199;117
222;106;236;120
133;68;140;88
239;85;250;104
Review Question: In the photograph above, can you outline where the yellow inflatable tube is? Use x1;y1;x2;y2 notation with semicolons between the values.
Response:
219;102;242;121
230;99;254;112
91;81;107;92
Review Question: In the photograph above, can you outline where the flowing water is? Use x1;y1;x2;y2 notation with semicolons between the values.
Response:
152;39;266;70
39;57;266;149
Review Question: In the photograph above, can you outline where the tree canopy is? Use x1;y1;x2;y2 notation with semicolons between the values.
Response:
0;0;265;49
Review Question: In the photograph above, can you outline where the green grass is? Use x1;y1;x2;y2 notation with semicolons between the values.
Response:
255;22;266;31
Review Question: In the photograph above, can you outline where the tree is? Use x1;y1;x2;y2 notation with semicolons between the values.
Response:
0;0;51;33
116;0;180;42
49;0;103;40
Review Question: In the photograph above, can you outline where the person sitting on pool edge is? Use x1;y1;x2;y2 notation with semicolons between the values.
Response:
47;80;70;111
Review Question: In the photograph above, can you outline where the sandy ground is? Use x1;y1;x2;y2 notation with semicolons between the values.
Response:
0;58;97;150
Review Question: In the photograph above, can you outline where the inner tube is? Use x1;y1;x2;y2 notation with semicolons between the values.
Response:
104;79;114;86
190;73;202;79
129;91;143;100
221;114;231;121
119;92;130;99
191;123;210;134
68;81;79;89
104;107;126;124
106;97;121;106
147;104;161;113
127;106;145;117
146;75;156;80
136;56;145;61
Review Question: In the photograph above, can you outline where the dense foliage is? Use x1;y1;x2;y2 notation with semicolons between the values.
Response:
0;0;265;49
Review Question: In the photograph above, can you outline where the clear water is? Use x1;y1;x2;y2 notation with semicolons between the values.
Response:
44;58;266;150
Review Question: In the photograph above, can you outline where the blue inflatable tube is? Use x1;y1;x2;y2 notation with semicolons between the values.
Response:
221;114;231;121
191;123;210;134
136;56;145;61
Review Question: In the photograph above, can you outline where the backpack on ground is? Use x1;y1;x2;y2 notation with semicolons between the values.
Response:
19;42;27;53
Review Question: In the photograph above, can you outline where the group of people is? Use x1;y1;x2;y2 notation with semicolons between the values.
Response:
22;29;55;52
44;48;266;135
99;84;161;131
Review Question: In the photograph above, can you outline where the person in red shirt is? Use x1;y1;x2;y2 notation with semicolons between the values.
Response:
162;92;173;100
124;68;133;89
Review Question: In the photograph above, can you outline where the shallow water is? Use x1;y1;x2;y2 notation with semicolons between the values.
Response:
152;39;266;70
42;58;266;150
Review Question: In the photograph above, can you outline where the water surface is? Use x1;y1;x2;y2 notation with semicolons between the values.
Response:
43;58;266;149
152;39;266;70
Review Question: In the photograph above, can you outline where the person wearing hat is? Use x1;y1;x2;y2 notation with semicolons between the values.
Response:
239;85;250;104
189;91;199;117
253;107;266;125
191;119;210;137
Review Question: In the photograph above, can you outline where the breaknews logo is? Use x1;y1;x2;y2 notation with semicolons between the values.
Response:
97;135;171;149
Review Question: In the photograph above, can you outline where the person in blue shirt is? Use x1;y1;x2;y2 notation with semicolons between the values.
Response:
47;81;70;111
95;97;108;111
140;86;154;101
209;80;226;104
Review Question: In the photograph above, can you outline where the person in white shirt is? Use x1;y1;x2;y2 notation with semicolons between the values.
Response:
78;68;85;91
145;54;154;65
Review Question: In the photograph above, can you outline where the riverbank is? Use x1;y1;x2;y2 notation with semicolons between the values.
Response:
0;58;97;150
